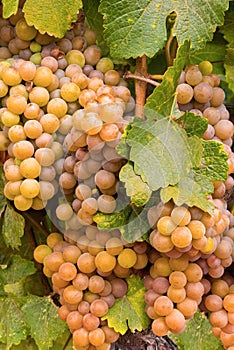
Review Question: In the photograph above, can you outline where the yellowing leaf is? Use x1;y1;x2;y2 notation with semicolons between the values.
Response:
102;275;150;334
23;0;83;38
2;205;25;250
2;0;19;18
22;296;67;350
0;297;29;349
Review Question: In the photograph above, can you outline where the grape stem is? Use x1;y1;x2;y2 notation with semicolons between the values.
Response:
149;74;164;80
123;71;160;87
21;211;49;237
62;333;72;350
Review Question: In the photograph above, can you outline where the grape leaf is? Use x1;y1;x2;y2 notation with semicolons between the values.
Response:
145;41;190;120
2;0;19;18
94;192;161;242
124;118;192;190
102;274;150;334
23;0;83;38
0;255;36;296
160;171;214;213
83;0;109;55
220;11;234;46
21;295;67;350
177;112;208;138
224;47;234;92
119;163;152;207
0;167;7;217
0;296;29;349
188;34;226;74
10;338;38;350
119;205;151;243
220;12;234;92
170;311;223;350
2;205;25;250
187;137;203;168
94;204;132;230
99;0;228;59
198;140;229;181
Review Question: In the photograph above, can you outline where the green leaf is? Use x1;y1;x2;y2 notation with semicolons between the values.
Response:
83;0;109;55
188;37;226;65
0;255;36;296
102;275;150;334
119;163;152;207
170;311;223;350
120;205;151;243
224;48;234;92
0;296;29;349
173;1;229;50
220;12;234;46
23;0;83;38
10;337;38;350
94;194;161;242
2;0;19;18
0;167;7;217
160;171;214;213
198;140;229;181
124;118;192;190
94;204;132;231
2;205;25;250
116;135;130;160
22;295;67;350
145;41;190;119
177;112;208;138
99;0;228;59
220;12;234;92
187;137;203;168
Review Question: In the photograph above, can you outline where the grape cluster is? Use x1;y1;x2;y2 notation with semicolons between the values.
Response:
176;62;234;199
34;231;150;349
144;201;232;336
0;5;134;215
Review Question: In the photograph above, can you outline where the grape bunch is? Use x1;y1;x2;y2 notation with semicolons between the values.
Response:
0;4;134;216
34;231;150;349
176;61;234;199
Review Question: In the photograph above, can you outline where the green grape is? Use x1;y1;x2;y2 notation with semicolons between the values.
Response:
96;57;114;73
66;50;85;67
30;41;42;53
30;52;42;65
15;18;37;41
198;61;213;75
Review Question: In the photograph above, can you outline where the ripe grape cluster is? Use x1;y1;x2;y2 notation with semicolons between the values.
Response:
177;62;234;199
34;231;151;349
1;3;234;350
145;201;234;340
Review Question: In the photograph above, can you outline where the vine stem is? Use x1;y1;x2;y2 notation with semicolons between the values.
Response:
134;55;148;117
21;211;49;237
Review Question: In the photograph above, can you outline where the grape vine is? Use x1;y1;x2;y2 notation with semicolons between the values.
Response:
0;1;234;350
